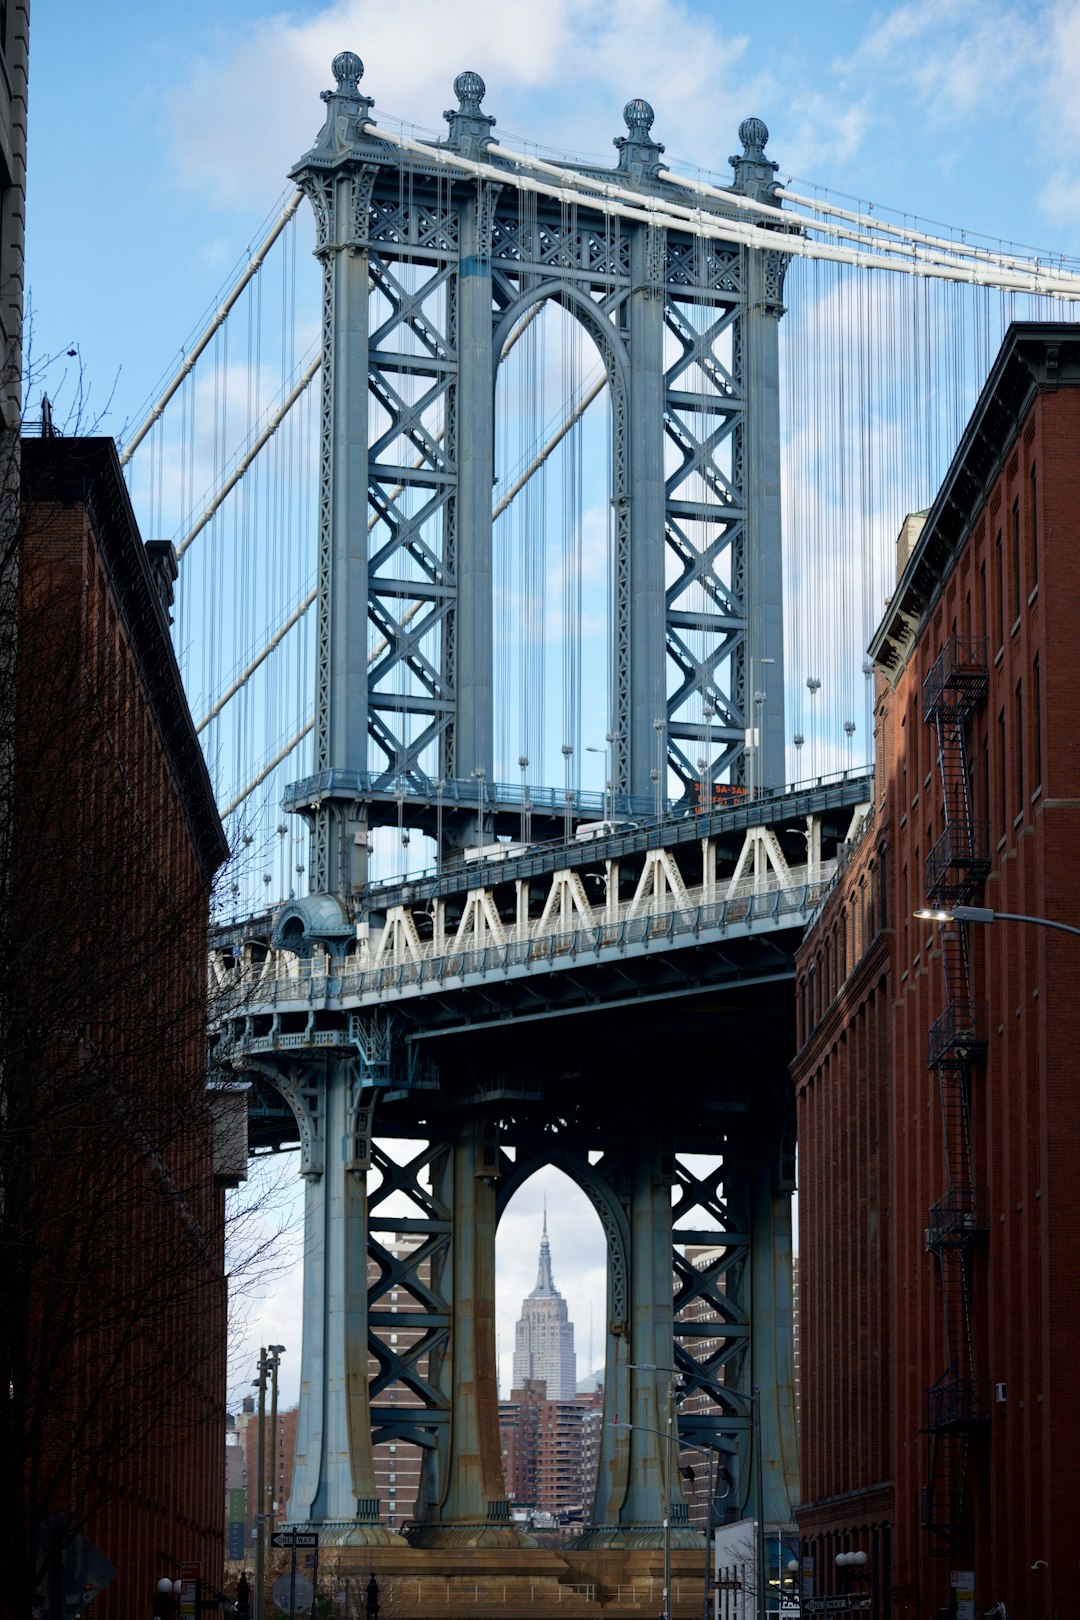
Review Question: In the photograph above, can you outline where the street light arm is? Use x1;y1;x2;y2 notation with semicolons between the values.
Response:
916;904;1080;939
982;908;1080;938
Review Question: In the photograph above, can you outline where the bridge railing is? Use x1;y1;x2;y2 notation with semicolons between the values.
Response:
215;866;835;1016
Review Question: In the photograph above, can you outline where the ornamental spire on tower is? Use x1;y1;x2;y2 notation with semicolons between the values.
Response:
531;1202;557;1297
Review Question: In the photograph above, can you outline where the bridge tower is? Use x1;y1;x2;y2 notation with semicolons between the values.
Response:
223;53;805;1561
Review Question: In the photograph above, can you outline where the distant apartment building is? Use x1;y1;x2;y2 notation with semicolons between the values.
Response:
499;1378;602;1522
233;1397;299;1555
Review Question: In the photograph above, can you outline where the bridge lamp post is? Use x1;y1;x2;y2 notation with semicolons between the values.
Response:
562;743;574;842
915;904;1080;939
654;717;666;818
702;702;715;812
518;755;529;843
473;765;486;847
586;733;619;822
747;659;775;802
434;778;445;871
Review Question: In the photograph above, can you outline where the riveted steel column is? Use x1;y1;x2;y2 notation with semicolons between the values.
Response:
627;223;668;802
288;1064;402;1544
453;191;495;821
293;64;374;894
748;1126;799;1522
622;1139;678;1536
743;246;786;791
411;1119;530;1546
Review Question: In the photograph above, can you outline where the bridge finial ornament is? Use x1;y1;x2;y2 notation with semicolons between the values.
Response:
331;50;364;92
738;116;770;160
614;97;664;179
444;69;496;155
730;113;780;202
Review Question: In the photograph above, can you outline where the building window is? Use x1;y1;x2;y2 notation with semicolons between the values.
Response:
995;529;1004;648
1012;497;1021;623
998;708;1006;836
1015;680;1023;815
1033;655;1041;790
979;560;987;639
1030;463;1038;588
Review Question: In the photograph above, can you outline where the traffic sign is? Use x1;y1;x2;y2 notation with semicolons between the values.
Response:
271;1530;319;1549
271;1574;313;1614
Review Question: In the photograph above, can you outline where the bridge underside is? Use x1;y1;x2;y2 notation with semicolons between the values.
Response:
212;783;871;1555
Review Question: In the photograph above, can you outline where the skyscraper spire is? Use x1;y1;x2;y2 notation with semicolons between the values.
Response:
532;1205;556;1296
512;1206;577;1398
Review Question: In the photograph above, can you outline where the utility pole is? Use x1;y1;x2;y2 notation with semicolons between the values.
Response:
254;1348;268;1620
267;1346;285;1545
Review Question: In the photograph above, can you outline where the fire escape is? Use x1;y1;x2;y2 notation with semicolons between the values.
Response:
921;635;990;1553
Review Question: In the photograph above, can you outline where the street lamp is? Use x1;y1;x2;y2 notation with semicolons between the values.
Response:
254;1353;267;1620
267;1346;285;1546
562;743;574;842
835;1550;869;1613
915;904;1080;939
611;1418;679;1620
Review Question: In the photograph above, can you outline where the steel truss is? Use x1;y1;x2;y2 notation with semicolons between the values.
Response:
290;56;791;891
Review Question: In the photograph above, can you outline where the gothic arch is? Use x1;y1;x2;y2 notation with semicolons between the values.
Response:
496;1148;628;1332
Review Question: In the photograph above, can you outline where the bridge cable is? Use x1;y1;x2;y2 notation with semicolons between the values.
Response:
119;189;304;467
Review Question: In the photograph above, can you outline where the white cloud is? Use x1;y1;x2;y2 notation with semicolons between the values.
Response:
163;0;773;208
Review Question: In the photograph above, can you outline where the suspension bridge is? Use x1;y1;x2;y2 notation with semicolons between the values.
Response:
117;48;1079;1603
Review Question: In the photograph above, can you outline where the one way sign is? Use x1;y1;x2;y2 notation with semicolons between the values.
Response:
271;1531;319;1549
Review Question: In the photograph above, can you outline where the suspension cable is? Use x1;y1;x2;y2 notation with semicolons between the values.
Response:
177;351;322;558
120;190;305;467
220;719;314;818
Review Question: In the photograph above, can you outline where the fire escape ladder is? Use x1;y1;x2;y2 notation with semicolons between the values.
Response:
921;635;989;1554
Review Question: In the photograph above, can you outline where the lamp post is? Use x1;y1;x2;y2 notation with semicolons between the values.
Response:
254;1350;267;1620
266;1346;285;1546
518;755;529;844
434;778;445;872
625;1361;684;1620
915;904;1080;939
611;1418;679;1620
835;1550;869;1615
473;765;486;847
654;717;665;819
751;1388;766;1620
562;743;574;842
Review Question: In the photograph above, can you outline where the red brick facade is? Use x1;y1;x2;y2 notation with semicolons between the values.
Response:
7;439;229;1619
792;326;1080;1620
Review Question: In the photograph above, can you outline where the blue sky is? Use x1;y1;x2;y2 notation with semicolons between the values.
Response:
26;0;1080;436
25;0;1079;1411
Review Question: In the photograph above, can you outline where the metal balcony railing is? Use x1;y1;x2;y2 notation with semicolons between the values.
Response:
927;999;988;1069
925;1371;985;1432
923;635;989;719
925;821;991;903
925;1186;989;1249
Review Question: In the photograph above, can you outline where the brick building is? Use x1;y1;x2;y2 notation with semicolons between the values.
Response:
499;1379;602;1522
792;324;1080;1620
6;438;230;1617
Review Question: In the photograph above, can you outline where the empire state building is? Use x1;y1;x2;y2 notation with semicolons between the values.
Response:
511;1210;577;1399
